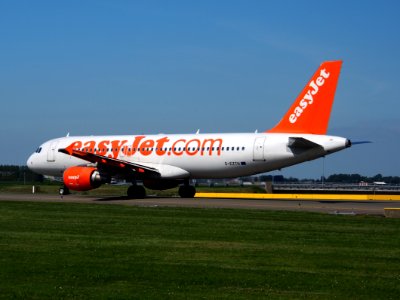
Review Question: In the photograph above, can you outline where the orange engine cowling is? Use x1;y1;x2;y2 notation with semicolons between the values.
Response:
63;166;109;191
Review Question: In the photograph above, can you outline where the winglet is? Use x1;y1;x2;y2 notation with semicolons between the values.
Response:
267;61;342;135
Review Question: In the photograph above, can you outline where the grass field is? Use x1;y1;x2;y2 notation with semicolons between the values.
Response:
0;201;399;299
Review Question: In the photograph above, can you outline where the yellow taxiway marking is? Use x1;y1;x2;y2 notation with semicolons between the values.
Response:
195;193;400;201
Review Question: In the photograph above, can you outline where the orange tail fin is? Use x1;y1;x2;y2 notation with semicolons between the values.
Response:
267;60;342;134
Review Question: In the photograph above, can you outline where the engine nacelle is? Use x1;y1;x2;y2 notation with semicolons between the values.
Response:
63;166;109;191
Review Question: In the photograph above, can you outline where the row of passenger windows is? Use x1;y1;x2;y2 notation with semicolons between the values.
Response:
77;146;246;153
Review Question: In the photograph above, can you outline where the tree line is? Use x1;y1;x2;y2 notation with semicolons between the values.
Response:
0;165;44;183
324;173;400;184
254;174;400;185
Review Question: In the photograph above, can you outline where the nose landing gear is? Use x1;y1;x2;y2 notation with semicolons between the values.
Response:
59;186;70;196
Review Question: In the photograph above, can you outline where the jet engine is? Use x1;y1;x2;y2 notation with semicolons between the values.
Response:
63;166;109;191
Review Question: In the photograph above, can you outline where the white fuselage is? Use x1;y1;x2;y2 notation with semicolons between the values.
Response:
27;132;349;179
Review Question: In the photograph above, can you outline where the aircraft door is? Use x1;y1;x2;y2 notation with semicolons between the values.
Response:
253;137;266;161
47;141;58;162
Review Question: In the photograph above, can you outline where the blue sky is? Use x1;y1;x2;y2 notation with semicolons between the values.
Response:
1;0;399;178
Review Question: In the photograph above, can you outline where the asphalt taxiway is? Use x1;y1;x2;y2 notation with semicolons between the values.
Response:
1;193;400;216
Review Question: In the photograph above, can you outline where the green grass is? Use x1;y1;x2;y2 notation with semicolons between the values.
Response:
0;201;399;299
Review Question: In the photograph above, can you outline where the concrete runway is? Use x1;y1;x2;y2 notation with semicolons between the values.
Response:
1;192;400;215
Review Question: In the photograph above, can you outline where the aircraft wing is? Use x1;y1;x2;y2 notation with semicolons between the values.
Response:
58;147;161;178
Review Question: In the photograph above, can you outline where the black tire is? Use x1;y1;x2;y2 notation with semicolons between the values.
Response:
178;185;196;198
59;186;70;195
127;185;146;199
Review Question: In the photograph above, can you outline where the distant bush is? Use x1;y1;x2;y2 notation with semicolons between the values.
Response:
0;165;43;183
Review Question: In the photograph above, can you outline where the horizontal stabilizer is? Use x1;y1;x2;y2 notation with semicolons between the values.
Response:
288;137;321;149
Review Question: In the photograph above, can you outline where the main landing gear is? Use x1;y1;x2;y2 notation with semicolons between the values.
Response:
127;185;146;199
178;183;196;198
126;180;196;199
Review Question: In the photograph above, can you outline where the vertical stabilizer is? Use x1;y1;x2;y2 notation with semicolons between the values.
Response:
267;61;342;134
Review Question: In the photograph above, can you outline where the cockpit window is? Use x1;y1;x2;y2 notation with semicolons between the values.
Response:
35;147;42;153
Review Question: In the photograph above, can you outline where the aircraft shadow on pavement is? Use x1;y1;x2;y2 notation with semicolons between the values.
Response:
94;196;164;202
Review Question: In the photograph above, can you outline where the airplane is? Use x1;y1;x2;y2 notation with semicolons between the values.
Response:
27;60;351;198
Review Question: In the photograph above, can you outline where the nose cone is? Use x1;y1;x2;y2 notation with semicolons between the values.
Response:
27;154;35;171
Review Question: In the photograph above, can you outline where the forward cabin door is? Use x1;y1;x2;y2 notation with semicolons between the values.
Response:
47;141;58;162
253;137;265;161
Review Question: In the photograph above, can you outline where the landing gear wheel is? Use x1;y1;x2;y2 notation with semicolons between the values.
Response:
179;185;196;198
127;185;146;199
59;186;70;195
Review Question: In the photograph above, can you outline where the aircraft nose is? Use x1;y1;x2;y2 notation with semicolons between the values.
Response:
27;154;36;171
